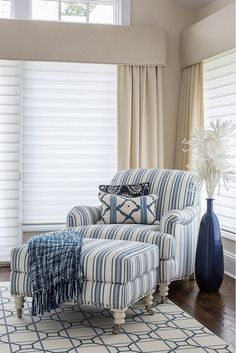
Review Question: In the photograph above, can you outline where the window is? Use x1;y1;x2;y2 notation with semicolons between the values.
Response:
0;61;20;262
21;61;117;225
32;0;118;24
0;0;10;18
0;0;130;25
203;49;236;239
0;60;117;261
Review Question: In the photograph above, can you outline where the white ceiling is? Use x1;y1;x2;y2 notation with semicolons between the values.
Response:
176;0;216;10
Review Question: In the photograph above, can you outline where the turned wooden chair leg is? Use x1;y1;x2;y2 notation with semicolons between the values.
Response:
189;272;196;280
112;309;126;334
159;284;169;303
14;295;25;318
143;292;154;315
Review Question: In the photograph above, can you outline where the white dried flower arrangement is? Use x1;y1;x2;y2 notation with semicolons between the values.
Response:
183;119;236;199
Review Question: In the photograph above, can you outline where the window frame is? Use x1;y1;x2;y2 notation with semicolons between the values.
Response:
59;0;120;25
8;0;131;25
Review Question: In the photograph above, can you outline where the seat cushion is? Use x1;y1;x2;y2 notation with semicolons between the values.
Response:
11;238;159;284
78;223;161;241
73;223;175;260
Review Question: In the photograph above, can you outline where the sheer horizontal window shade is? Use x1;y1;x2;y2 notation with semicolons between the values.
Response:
0;61;20;262
22;61;117;225
203;49;236;236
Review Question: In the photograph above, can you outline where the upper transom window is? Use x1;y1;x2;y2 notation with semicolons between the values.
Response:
32;0;118;24
0;0;130;25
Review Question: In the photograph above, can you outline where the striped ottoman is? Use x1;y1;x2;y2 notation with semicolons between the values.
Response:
11;238;159;334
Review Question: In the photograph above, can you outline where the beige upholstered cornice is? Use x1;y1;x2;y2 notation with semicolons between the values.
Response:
0;19;166;66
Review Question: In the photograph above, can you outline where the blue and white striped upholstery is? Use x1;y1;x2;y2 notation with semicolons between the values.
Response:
73;224;175;261
10;270;157;310
160;206;200;233
11;238;158;310
11;238;159;283
67;206;101;227
80;271;157;309
66;169;201;286
157;259;175;284
160;206;200;280
70;224;177;283
109;169;200;282
111;169;199;221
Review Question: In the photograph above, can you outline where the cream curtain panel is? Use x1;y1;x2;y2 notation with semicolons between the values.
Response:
175;62;204;170
117;65;164;170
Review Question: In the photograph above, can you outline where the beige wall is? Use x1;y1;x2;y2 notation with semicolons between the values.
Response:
181;2;235;68
131;0;196;168
196;0;234;21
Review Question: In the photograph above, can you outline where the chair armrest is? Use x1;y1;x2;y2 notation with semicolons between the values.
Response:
160;206;200;234
157;232;175;260
66;206;101;227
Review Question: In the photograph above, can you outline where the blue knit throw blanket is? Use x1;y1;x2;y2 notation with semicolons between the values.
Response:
28;229;83;316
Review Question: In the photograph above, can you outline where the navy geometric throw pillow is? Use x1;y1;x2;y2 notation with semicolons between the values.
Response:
98;192;158;225
99;182;150;198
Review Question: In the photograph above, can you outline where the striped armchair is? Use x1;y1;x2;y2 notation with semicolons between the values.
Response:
67;169;201;301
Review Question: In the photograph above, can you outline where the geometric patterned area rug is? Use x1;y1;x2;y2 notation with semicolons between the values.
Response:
0;283;233;353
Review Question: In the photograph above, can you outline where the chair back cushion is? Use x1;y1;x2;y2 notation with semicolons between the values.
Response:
110;169;199;220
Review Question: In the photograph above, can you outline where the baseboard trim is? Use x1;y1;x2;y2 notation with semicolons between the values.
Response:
224;250;236;279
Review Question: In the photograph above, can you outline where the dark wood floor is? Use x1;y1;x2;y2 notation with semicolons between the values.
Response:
169;275;235;348
0;266;235;347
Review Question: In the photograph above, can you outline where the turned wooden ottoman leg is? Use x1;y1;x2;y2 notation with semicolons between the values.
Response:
112;309;126;334
159;284;169;303
14;295;25;318
143;292;154;315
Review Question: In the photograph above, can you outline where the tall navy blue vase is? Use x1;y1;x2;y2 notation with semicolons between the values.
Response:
195;199;224;293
